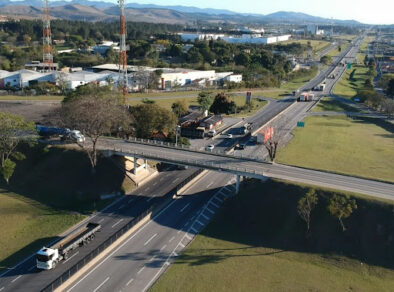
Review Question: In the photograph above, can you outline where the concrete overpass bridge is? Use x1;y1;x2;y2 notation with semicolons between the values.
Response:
99;138;394;201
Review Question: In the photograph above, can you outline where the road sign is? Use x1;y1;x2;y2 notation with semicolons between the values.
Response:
297;121;305;128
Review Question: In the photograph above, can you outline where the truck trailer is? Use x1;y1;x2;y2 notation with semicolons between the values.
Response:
36;222;101;270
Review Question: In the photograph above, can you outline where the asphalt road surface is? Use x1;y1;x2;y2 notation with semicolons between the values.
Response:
62;171;235;292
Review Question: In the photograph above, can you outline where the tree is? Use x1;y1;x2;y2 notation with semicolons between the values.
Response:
297;189;318;233
0;112;34;184
320;55;332;65
59;85;132;170
381;99;394;118
197;91;214;112
328;194;357;231
131;103;177;139
386;79;394;97
209;93;236;114
171;100;188;117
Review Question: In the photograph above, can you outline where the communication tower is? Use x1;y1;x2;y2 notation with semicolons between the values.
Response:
42;0;53;72
118;0;128;103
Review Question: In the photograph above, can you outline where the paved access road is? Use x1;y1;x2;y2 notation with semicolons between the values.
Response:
0;167;198;292
62;171;236;292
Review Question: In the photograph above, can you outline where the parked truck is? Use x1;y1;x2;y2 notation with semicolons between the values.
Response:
36;222;101;270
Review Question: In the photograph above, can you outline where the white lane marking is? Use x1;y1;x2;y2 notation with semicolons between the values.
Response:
191;227;198;233
210;201;220;208
196;220;204;226
174;178;180;182
173;252;178;256
215;196;223;203
118;204;125;210
66;198;180;292
160;244;167;251
126;278;134;286
137;266;145;275
206;207;214;214
63;251;79;264
0;286;4;291
27;265;35;271
11;275;22;283
144;233;158;246
179;242;185;248
128;198;134;204
185;234;192;240
206;182;214;189
168;236;175;243
201;213;210;220
98;218;104;223
146;195;156;202
93;277;110;292
111;219;124;228
180;203;190;212
149;256;156;262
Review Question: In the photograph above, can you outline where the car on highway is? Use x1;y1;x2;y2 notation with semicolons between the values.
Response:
205;144;215;151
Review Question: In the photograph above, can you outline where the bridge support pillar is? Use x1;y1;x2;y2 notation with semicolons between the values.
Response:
133;156;137;175
144;159;148;169
236;174;241;194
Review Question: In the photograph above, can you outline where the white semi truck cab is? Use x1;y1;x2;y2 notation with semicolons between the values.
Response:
36;222;101;270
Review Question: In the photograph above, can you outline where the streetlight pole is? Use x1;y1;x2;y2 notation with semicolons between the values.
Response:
175;125;181;146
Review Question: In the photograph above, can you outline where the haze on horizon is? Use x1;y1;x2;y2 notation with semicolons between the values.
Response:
123;0;392;25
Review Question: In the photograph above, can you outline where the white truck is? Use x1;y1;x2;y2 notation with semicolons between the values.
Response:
36;222;101;270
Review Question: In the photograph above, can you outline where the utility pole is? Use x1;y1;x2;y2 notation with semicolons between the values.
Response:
42;0;53;72
118;0;129;105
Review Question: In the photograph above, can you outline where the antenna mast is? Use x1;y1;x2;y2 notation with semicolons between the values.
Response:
118;0;128;104
42;0;53;72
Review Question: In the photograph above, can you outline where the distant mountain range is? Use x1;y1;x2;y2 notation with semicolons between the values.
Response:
0;0;363;25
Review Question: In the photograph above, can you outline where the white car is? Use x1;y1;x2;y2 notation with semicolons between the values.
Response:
205;144;215;151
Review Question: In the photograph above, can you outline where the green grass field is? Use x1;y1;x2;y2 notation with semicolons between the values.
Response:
333;65;370;99
0;191;84;271
0;95;64;101
313;97;360;112
277;115;394;182
282;39;331;55
0;145;132;272
152;179;394;292
326;42;350;58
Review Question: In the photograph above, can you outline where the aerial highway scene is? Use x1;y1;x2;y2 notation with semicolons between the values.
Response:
0;0;393;291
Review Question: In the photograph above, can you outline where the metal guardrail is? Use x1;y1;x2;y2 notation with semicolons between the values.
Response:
41;169;203;292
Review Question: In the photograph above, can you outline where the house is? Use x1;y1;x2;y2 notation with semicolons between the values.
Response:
0;69;55;89
92;41;120;55
199;115;223;130
151;130;168;141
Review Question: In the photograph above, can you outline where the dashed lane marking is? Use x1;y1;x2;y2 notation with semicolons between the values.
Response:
93;276;110;292
206;207;214;214
191;227;198;233
144;233;158;246
169;236;175;243
111;219;124;228
196;220;204;226
180;203;190;212
201;213;210;220
210;201;220;208
126;278;134;286
11;275;22;283
137;267;145;275
160;244;167;251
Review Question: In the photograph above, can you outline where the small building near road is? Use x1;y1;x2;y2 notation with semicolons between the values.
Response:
199;115;223;130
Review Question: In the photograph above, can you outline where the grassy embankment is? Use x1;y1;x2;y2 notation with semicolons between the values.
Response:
312;97;360;112
282;39;331;56
152;179;394;292
333;64;370;99
0;145;133;272
276;115;394;183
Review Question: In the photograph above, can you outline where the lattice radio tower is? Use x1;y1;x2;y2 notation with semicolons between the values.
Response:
118;0;128;103
42;0;53;72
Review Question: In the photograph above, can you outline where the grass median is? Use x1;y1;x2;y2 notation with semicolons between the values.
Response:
333;65;370;99
151;179;394;292
312;97;360;112
276;115;394;183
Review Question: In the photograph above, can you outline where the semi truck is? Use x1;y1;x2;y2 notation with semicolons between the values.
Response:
36;125;85;143
297;92;313;102
36;222;101;270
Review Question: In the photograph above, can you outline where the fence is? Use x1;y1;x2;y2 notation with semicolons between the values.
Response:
41;169;203;292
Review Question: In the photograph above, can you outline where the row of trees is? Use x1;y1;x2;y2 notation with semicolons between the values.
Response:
297;189;357;234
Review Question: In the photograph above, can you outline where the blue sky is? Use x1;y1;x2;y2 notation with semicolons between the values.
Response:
128;0;393;24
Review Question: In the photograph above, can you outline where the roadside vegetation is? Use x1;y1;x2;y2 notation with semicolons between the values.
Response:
313;97;360;112
276;115;394;183
0;144;133;273
152;179;394;292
